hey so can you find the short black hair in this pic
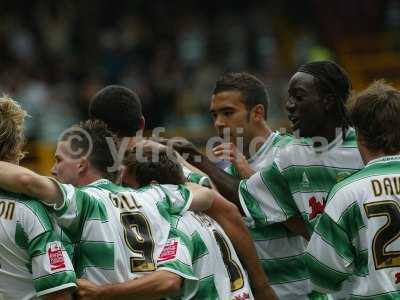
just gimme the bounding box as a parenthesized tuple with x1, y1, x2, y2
(213, 72, 269, 119)
(60, 119, 119, 181)
(123, 148, 185, 187)
(89, 85, 143, 137)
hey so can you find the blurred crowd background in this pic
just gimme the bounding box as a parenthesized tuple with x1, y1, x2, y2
(1, 0, 400, 173)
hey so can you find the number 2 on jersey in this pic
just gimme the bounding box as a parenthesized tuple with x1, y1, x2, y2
(213, 230, 244, 291)
(120, 212, 156, 272)
(364, 200, 400, 269)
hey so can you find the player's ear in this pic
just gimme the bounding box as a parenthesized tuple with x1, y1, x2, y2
(120, 165, 129, 185)
(77, 158, 89, 174)
(139, 116, 145, 131)
(114, 165, 125, 185)
(322, 94, 337, 112)
(250, 104, 265, 122)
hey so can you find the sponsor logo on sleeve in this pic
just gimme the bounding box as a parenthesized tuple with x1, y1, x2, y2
(233, 292, 250, 300)
(395, 272, 400, 284)
(47, 242, 66, 271)
(157, 239, 178, 263)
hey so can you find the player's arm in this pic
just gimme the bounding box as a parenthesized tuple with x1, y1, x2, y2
(185, 159, 309, 239)
(77, 271, 181, 300)
(239, 164, 310, 239)
(191, 154, 244, 208)
(24, 204, 76, 299)
(180, 151, 307, 241)
(174, 140, 308, 239)
(0, 161, 63, 206)
(205, 193, 277, 300)
(78, 228, 196, 300)
(44, 290, 74, 300)
(166, 138, 244, 209)
(186, 182, 216, 211)
(0, 161, 90, 240)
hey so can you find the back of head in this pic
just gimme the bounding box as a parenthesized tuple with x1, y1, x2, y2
(89, 85, 143, 137)
(0, 95, 27, 163)
(60, 119, 118, 181)
(124, 148, 185, 187)
(213, 72, 270, 119)
(349, 80, 400, 154)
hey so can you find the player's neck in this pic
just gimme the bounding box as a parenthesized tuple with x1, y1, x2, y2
(359, 145, 387, 165)
(244, 124, 272, 158)
(320, 120, 344, 144)
(76, 170, 105, 187)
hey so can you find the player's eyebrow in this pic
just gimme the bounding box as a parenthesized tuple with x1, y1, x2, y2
(288, 87, 308, 95)
(209, 105, 236, 114)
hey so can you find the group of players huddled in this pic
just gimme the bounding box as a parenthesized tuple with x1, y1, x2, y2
(0, 60, 400, 300)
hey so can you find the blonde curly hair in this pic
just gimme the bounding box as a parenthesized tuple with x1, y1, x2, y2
(0, 95, 27, 163)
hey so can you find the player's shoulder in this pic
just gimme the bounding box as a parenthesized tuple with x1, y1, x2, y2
(274, 134, 311, 156)
(0, 190, 54, 231)
(270, 135, 309, 171)
(156, 183, 189, 196)
(272, 132, 293, 147)
(174, 212, 196, 233)
(0, 189, 46, 213)
(327, 171, 365, 201)
(330, 158, 400, 199)
(82, 179, 127, 194)
(132, 183, 185, 202)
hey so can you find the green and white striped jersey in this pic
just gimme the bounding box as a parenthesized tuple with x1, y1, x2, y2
(51, 179, 198, 298)
(307, 155, 400, 299)
(171, 211, 254, 300)
(0, 192, 76, 300)
(156, 226, 199, 300)
(226, 132, 310, 299)
(239, 128, 363, 233)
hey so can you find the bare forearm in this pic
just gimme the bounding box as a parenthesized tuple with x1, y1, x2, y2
(186, 182, 214, 211)
(190, 156, 242, 210)
(44, 289, 73, 300)
(98, 271, 181, 300)
(0, 162, 62, 206)
(283, 217, 310, 241)
(0, 162, 36, 195)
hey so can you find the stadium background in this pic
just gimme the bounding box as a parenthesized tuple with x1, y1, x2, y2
(1, 0, 399, 174)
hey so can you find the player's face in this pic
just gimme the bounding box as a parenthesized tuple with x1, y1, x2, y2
(51, 141, 81, 185)
(210, 91, 251, 145)
(286, 72, 325, 138)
